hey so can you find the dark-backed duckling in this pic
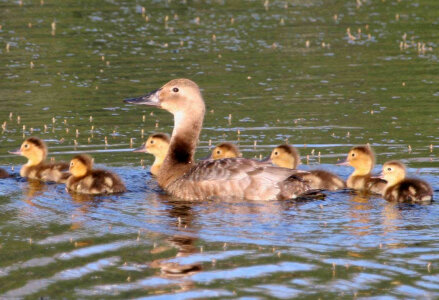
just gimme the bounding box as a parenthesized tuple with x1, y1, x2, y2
(381, 161, 433, 203)
(66, 154, 126, 195)
(9, 137, 69, 183)
(133, 133, 170, 176)
(338, 145, 386, 194)
(270, 145, 345, 191)
(209, 142, 242, 160)
(124, 78, 314, 201)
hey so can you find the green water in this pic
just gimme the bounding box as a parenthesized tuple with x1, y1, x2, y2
(1, 0, 439, 298)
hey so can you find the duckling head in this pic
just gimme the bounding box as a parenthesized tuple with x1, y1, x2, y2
(133, 133, 170, 157)
(270, 145, 300, 169)
(339, 145, 375, 175)
(70, 154, 93, 178)
(9, 137, 47, 166)
(124, 79, 205, 118)
(381, 161, 406, 187)
(210, 142, 241, 160)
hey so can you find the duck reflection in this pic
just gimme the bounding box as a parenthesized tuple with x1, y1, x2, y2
(23, 179, 47, 205)
(346, 194, 372, 237)
(150, 194, 202, 279)
(68, 192, 103, 232)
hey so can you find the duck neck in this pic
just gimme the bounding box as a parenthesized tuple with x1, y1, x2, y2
(158, 108, 205, 188)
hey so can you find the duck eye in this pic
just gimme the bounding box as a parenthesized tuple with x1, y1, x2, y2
(173, 87, 179, 93)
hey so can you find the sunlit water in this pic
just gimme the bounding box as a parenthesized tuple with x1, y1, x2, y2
(1, 0, 439, 298)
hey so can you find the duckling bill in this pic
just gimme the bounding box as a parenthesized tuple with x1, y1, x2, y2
(66, 154, 126, 195)
(133, 133, 170, 176)
(124, 78, 314, 201)
(9, 137, 69, 183)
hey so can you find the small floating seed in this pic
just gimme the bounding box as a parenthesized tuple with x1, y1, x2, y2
(142, 115, 146, 122)
(230, 17, 234, 25)
(17, 116, 21, 124)
(104, 136, 108, 145)
(212, 34, 216, 41)
(6, 43, 10, 52)
(253, 140, 257, 149)
(9, 112, 13, 120)
(208, 139, 212, 146)
(141, 6, 145, 16)
(150, 111, 154, 116)
(155, 122, 159, 128)
(89, 116, 93, 122)
(28, 22, 32, 28)
(430, 144, 433, 152)
(130, 138, 133, 148)
(280, 18, 284, 25)
(87, 137, 91, 143)
(305, 40, 310, 48)
(74, 140, 78, 146)
(30, 127, 33, 133)
(65, 128, 69, 133)
(76, 129, 79, 137)
(30, 61, 34, 69)
(64, 119, 67, 125)
(141, 129, 144, 138)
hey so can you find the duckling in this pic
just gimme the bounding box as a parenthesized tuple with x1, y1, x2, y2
(270, 145, 346, 191)
(9, 137, 69, 183)
(66, 154, 126, 195)
(0, 168, 9, 179)
(208, 142, 242, 160)
(133, 133, 170, 176)
(381, 161, 433, 203)
(338, 145, 386, 194)
(124, 78, 315, 201)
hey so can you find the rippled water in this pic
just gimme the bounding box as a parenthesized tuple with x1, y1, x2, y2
(1, 0, 439, 298)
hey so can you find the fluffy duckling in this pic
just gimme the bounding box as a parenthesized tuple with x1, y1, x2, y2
(124, 78, 314, 201)
(9, 137, 69, 183)
(381, 161, 433, 203)
(133, 133, 170, 176)
(67, 154, 126, 195)
(270, 145, 345, 191)
(338, 145, 386, 194)
(0, 168, 9, 179)
(208, 142, 242, 160)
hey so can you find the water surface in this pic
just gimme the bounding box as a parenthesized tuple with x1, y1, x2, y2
(1, 0, 439, 298)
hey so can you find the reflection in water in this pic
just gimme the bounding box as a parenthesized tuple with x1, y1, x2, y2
(150, 196, 202, 282)
(23, 179, 47, 205)
(347, 194, 372, 237)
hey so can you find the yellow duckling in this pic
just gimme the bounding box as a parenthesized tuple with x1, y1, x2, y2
(133, 133, 170, 176)
(9, 137, 69, 183)
(338, 145, 386, 194)
(0, 168, 9, 179)
(381, 161, 433, 203)
(270, 145, 346, 191)
(66, 154, 126, 195)
(208, 142, 242, 160)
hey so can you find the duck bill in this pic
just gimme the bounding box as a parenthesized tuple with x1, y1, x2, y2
(123, 89, 161, 107)
(199, 153, 212, 161)
(260, 156, 272, 163)
(336, 159, 350, 166)
(9, 148, 22, 155)
(132, 144, 147, 153)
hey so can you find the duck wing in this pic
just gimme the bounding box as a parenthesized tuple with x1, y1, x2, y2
(168, 158, 312, 201)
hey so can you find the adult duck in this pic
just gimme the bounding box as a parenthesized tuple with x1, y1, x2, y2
(124, 79, 313, 201)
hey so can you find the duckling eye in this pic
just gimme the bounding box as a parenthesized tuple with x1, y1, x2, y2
(274, 151, 278, 156)
(216, 150, 221, 154)
(387, 167, 392, 171)
(24, 144, 29, 149)
(351, 153, 355, 157)
(150, 140, 154, 144)
(70, 162, 74, 167)
(172, 87, 179, 93)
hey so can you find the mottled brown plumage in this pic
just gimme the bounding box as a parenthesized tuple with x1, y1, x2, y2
(269, 145, 345, 191)
(382, 161, 433, 203)
(66, 154, 126, 195)
(339, 145, 386, 194)
(124, 78, 314, 200)
(0, 168, 9, 179)
(9, 137, 69, 183)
